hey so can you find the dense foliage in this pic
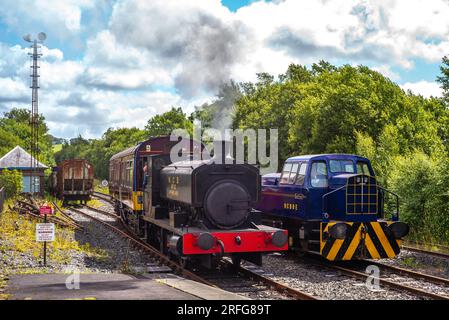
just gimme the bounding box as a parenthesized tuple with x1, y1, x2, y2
(437, 56, 449, 104)
(0, 169, 23, 199)
(0, 108, 54, 166)
(55, 128, 148, 179)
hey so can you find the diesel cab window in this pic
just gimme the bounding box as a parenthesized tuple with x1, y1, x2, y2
(310, 161, 328, 188)
(295, 162, 307, 186)
(280, 163, 293, 184)
(357, 162, 371, 175)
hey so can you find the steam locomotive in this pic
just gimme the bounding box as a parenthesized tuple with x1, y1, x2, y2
(109, 136, 288, 268)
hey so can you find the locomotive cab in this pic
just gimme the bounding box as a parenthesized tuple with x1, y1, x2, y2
(257, 154, 409, 261)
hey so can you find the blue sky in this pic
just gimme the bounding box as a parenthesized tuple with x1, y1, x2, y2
(0, 0, 447, 139)
(222, 0, 255, 11)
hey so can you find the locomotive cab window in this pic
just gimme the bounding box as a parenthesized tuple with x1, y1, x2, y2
(295, 162, 307, 186)
(280, 163, 293, 184)
(310, 161, 328, 188)
(357, 162, 371, 175)
(329, 160, 354, 173)
(288, 163, 299, 184)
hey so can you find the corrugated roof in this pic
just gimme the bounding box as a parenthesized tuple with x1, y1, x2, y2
(0, 146, 48, 169)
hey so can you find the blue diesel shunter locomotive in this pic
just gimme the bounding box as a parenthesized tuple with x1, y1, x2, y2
(257, 154, 409, 261)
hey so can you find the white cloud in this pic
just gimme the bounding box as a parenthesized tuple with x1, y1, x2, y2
(2, 0, 449, 139)
(235, 0, 449, 68)
(0, 0, 94, 36)
(371, 65, 400, 81)
(401, 81, 443, 98)
(0, 77, 29, 102)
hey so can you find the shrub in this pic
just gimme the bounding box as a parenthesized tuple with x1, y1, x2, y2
(0, 169, 23, 199)
(389, 151, 449, 244)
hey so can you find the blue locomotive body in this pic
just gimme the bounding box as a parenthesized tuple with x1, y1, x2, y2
(257, 154, 409, 260)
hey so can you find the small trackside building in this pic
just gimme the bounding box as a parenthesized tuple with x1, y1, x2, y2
(0, 145, 48, 195)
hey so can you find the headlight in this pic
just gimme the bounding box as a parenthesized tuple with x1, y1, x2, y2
(328, 223, 349, 239)
(388, 222, 409, 239)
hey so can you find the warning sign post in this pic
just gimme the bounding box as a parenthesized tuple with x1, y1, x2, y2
(37, 205, 55, 266)
(36, 223, 55, 242)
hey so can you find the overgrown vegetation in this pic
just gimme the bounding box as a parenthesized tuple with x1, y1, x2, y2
(0, 204, 108, 281)
(0, 170, 23, 199)
(0, 209, 81, 264)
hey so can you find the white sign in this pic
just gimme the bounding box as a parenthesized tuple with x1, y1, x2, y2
(36, 223, 55, 242)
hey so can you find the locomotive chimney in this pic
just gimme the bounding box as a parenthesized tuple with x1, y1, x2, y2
(212, 139, 233, 164)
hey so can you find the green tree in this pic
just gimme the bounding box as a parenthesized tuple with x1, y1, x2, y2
(437, 55, 449, 104)
(55, 128, 147, 180)
(389, 152, 449, 243)
(0, 169, 23, 199)
(0, 108, 54, 167)
(145, 107, 192, 136)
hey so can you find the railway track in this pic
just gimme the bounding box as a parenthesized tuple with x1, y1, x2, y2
(67, 205, 214, 286)
(402, 245, 449, 259)
(79, 200, 448, 300)
(71, 204, 318, 300)
(316, 257, 449, 300)
(364, 260, 449, 287)
(92, 191, 114, 205)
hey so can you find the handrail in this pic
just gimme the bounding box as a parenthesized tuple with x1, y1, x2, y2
(377, 185, 400, 221)
(322, 185, 345, 220)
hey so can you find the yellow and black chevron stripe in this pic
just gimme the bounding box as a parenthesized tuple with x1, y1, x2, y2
(320, 222, 401, 261)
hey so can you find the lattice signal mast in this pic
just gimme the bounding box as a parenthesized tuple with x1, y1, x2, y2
(23, 32, 46, 194)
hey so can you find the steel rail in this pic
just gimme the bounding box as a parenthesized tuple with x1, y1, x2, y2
(403, 246, 449, 259)
(69, 206, 216, 287)
(92, 192, 114, 204)
(327, 263, 449, 300)
(303, 252, 449, 300)
(84, 204, 119, 218)
(234, 263, 319, 300)
(361, 259, 449, 287)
